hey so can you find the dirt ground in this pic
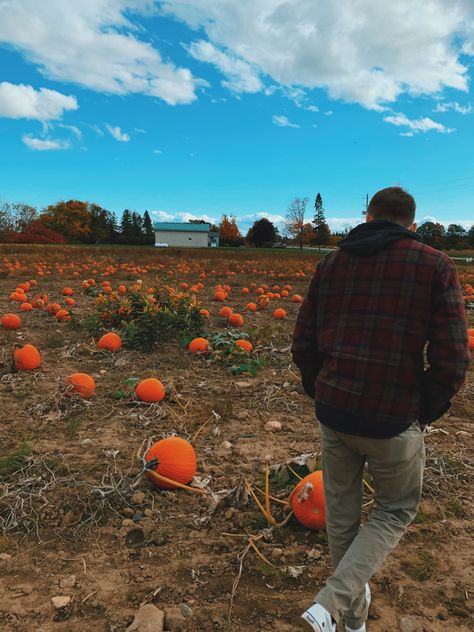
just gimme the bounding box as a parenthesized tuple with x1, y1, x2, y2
(0, 246, 473, 632)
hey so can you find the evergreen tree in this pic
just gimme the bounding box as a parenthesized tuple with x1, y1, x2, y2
(105, 212, 119, 243)
(312, 193, 330, 250)
(131, 212, 144, 244)
(143, 210, 155, 245)
(120, 209, 133, 244)
(467, 224, 474, 249)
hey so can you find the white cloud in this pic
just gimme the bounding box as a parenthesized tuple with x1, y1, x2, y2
(106, 124, 130, 142)
(0, 82, 77, 121)
(186, 40, 262, 93)
(57, 123, 82, 139)
(0, 1, 203, 105)
(272, 114, 300, 128)
(151, 210, 216, 224)
(384, 113, 455, 134)
(161, 0, 473, 110)
(153, 148, 163, 154)
(22, 135, 70, 151)
(434, 101, 472, 114)
(418, 217, 473, 230)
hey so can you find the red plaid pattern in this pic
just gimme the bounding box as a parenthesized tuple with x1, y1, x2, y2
(292, 240, 471, 425)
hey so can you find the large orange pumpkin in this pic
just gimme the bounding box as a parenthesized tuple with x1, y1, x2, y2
(274, 308, 287, 319)
(67, 373, 96, 399)
(135, 378, 166, 403)
(98, 332, 122, 352)
(292, 294, 303, 303)
(13, 344, 41, 371)
(228, 313, 244, 327)
(290, 471, 326, 529)
(218, 306, 233, 318)
(189, 337, 209, 353)
(235, 339, 252, 353)
(145, 437, 197, 490)
(1, 313, 21, 330)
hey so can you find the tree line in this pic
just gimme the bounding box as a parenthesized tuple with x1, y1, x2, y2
(0, 200, 155, 245)
(0, 196, 473, 250)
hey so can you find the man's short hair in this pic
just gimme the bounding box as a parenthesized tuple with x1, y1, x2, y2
(367, 187, 416, 227)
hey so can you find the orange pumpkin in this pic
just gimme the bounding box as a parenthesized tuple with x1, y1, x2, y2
(469, 335, 474, 351)
(228, 313, 244, 327)
(219, 306, 233, 318)
(1, 313, 21, 330)
(98, 332, 122, 352)
(246, 303, 257, 312)
(189, 337, 209, 353)
(274, 308, 287, 319)
(67, 373, 95, 399)
(292, 294, 303, 303)
(290, 471, 326, 529)
(145, 437, 197, 490)
(20, 302, 33, 312)
(214, 290, 227, 302)
(135, 378, 166, 403)
(199, 308, 210, 318)
(235, 339, 252, 353)
(56, 309, 71, 322)
(62, 287, 74, 296)
(13, 344, 41, 371)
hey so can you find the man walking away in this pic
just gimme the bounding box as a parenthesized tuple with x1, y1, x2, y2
(291, 187, 471, 632)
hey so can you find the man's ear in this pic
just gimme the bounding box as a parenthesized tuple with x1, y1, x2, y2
(410, 222, 417, 232)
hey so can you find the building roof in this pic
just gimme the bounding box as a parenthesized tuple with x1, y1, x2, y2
(154, 222, 210, 233)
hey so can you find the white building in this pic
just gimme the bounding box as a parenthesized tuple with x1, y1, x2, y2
(154, 222, 219, 248)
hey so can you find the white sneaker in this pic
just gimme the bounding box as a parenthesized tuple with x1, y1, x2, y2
(344, 584, 371, 632)
(302, 603, 336, 631)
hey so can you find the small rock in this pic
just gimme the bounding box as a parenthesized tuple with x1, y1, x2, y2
(144, 509, 153, 518)
(235, 381, 252, 388)
(59, 575, 76, 589)
(131, 491, 146, 505)
(0, 553, 12, 561)
(122, 518, 135, 528)
(133, 511, 144, 522)
(80, 438, 93, 448)
(265, 420, 282, 432)
(51, 596, 71, 610)
(451, 606, 470, 618)
(126, 604, 165, 632)
(307, 548, 321, 560)
(271, 548, 283, 560)
(221, 440, 232, 450)
(16, 583, 34, 595)
(164, 607, 187, 631)
(437, 608, 449, 621)
(282, 381, 291, 389)
(62, 512, 75, 526)
(179, 603, 193, 618)
(398, 616, 422, 632)
(234, 410, 248, 420)
(122, 507, 135, 518)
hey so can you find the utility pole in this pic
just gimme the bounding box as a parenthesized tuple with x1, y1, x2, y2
(362, 193, 369, 222)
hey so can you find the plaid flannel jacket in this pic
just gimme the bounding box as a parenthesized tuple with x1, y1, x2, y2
(291, 240, 471, 426)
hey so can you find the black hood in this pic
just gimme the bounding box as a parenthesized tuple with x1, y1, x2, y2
(338, 219, 423, 257)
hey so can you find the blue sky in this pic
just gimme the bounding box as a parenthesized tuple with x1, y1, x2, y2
(1, 1, 473, 235)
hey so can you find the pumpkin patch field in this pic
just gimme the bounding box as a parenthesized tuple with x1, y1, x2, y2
(0, 244, 473, 632)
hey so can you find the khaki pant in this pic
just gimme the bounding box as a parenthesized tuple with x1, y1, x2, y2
(315, 422, 426, 629)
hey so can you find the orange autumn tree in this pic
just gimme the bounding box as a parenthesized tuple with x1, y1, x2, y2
(40, 200, 92, 243)
(218, 214, 243, 246)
